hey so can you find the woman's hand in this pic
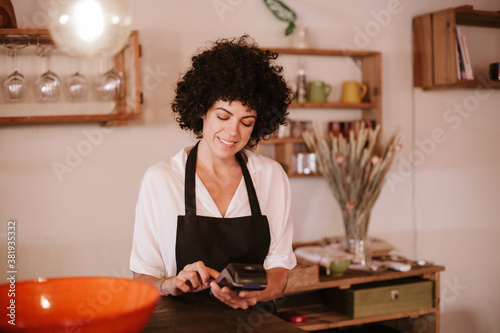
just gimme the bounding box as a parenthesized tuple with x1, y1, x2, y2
(161, 261, 219, 296)
(209, 267, 288, 309)
(209, 282, 259, 309)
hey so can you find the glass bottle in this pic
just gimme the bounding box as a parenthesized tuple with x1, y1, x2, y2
(296, 60, 307, 103)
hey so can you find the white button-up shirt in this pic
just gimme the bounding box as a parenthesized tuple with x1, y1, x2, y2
(130, 146, 297, 278)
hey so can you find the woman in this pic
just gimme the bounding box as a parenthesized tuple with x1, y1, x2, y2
(130, 35, 296, 311)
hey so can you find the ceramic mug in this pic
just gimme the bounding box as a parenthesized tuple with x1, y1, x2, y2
(341, 81, 367, 103)
(308, 81, 332, 103)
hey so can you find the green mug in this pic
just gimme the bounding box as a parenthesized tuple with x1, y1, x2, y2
(308, 81, 332, 103)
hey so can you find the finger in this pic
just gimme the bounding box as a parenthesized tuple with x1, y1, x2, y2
(177, 271, 197, 290)
(206, 267, 220, 280)
(181, 271, 202, 290)
(238, 290, 259, 298)
(236, 291, 258, 306)
(210, 282, 230, 298)
(227, 296, 249, 309)
(210, 283, 232, 303)
(184, 261, 212, 285)
(210, 281, 224, 297)
(242, 297, 257, 306)
(210, 283, 250, 309)
(194, 261, 211, 283)
(171, 278, 192, 295)
(216, 293, 248, 309)
(229, 300, 249, 309)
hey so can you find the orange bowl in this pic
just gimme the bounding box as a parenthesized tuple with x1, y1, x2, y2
(0, 276, 160, 333)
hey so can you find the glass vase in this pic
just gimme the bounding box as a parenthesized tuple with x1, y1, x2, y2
(342, 209, 371, 266)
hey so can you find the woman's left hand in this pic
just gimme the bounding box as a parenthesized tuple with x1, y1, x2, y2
(209, 282, 259, 309)
(209, 267, 288, 309)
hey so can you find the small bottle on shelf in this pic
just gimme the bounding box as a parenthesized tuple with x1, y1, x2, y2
(296, 60, 307, 103)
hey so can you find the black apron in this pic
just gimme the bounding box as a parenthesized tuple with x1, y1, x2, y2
(175, 142, 276, 313)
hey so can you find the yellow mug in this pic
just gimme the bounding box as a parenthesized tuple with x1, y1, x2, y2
(341, 81, 367, 103)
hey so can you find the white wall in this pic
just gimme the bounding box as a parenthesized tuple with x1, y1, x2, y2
(1, 1, 499, 332)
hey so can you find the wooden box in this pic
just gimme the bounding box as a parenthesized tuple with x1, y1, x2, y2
(326, 278, 433, 319)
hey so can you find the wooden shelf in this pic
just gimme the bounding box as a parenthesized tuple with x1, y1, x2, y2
(278, 265, 444, 332)
(257, 136, 318, 178)
(257, 47, 382, 178)
(285, 265, 445, 293)
(413, 5, 500, 89)
(289, 101, 376, 109)
(278, 303, 438, 331)
(421, 79, 500, 91)
(287, 172, 318, 178)
(266, 47, 380, 57)
(455, 5, 500, 28)
(263, 137, 305, 144)
(266, 47, 382, 120)
(0, 113, 139, 126)
(0, 29, 142, 126)
(0, 28, 53, 44)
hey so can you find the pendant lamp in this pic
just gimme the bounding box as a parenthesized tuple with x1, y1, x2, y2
(48, 0, 132, 59)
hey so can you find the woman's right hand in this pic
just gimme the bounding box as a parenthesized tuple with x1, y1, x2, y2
(161, 261, 219, 296)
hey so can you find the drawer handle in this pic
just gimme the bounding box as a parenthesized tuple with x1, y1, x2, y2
(390, 289, 400, 301)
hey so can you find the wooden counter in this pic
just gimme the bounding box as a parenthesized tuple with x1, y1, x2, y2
(142, 291, 304, 332)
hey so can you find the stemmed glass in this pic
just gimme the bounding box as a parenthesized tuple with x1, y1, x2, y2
(95, 58, 124, 101)
(2, 38, 29, 103)
(66, 58, 88, 101)
(34, 45, 62, 103)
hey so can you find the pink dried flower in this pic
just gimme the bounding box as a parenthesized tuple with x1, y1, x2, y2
(346, 201, 356, 211)
(336, 154, 344, 164)
(371, 155, 380, 165)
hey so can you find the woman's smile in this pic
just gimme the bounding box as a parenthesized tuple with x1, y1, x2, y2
(217, 136, 238, 148)
(201, 99, 257, 160)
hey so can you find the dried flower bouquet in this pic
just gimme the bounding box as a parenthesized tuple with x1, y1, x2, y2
(303, 122, 402, 262)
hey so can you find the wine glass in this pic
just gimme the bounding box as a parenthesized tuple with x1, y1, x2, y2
(34, 45, 62, 103)
(66, 58, 88, 101)
(95, 58, 124, 101)
(2, 41, 29, 103)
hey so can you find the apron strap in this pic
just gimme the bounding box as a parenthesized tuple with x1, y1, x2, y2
(236, 152, 262, 216)
(184, 141, 262, 217)
(184, 141, 199, 218)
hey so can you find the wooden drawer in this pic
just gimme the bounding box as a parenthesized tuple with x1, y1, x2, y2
(326, 278, 433, 319)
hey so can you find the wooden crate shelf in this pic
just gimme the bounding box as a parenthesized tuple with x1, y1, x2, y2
(278, 265, 445, 332)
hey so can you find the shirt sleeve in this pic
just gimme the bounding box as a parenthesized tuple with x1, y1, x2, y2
(130, 167, 166, 279)
(259, 158, 297, 270)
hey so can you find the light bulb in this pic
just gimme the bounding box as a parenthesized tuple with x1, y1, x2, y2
(49, 0, 132, 59)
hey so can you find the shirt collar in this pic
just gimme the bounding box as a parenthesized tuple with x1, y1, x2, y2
(171, 146, 264, 176)
(243, 149, 264, 176)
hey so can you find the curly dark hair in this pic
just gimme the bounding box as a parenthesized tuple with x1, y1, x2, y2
(172, 35, 293, 148)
